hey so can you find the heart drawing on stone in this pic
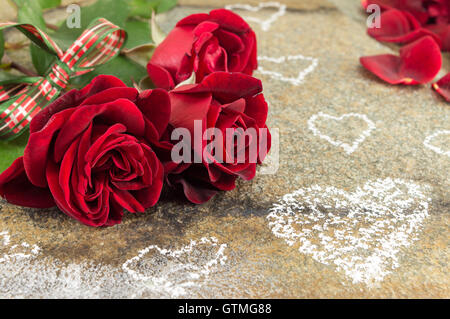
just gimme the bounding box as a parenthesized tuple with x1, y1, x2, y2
(257, 55, 318, 86)
(0, 230, 40, 263)
(267, 178, 431, 285)
(423, 130, 450, 158)
(308, 112, 376, 154)
(225, 2, 286, 31)
(122, 237, 227, 297)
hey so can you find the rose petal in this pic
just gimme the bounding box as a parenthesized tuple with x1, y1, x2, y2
(54, 99, 146, 162)
(173, 72, 262, 103)
(136, 89, 171, 139)
(0, 157, 55, 208)
(360, 36, 442, 84)
(24, 108, 75, 187)
(368, 9, 441, 46)
(432, 72, 450, 101)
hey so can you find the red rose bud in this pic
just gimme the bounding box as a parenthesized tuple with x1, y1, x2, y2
(161, 72, 270, 204)
(368, 9, 442, 46)
(0, 75, 170, 227)
(432, 72, 450, 101)
(360, 36, 442, 85)
(147, 9, 258, 90)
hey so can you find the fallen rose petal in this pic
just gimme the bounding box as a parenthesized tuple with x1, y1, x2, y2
(368, 9, 442, 46)
(360, 36, 442, 85)
(432, 72, 450, 101)
(361, 0, 429, 24)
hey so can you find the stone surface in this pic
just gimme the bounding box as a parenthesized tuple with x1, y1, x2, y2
(0, 0, 449, 298)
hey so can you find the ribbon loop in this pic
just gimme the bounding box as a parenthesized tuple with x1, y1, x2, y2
(0, 18, 127, 140)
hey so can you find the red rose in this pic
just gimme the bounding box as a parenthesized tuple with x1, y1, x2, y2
(0, 75, 170, 227)
(147, 9, 258, 90)
(160, 72, 270, 204)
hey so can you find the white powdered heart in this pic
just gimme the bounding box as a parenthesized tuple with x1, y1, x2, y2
(225, 2, 286, 31)
(423, 130, 450, 158)
(122, 237, 227, 297)
(308, 112, 376, 154)
(257, 55, 318, 86)
(267, 178, 431, 285)
(0, 230, 40, 263)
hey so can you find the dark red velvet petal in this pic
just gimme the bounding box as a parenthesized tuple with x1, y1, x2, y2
(24, 108, 75, 187)
(173, 72, 262, 103)
(80, 87, 138, 106)
(367, 9, 441, 46)
(133, 146, 164, 208)
(177, 177, 218, 204)
(169, 90, 212, 138)
(147, 62, 176, 91)
(148, 26, 195, 84)
(432, 72, 450, 101)
(244, 93, 268, 128)
(208, 9, 250, 33)
(360, 36, 442, 85)
(0, 157, 55, 208)
(54, 99, 146, 162)
(176, 13, 210, 27)
(136, 89, 171, 139)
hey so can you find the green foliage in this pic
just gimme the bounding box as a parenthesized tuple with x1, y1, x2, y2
(0, 32, 4, 61)
(124, 19, 152, 49)
(38, 0, 61, 10)
(70, 55, 147, 88)
(129, 0, 177, 18)
(0, 131, 28, 172)
(12, 0, 47, 31)
(53, 0, 130, 50)
(30, 44, 55, 75)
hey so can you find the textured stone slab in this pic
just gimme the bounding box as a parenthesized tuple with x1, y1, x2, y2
(0, 1, 449, 298)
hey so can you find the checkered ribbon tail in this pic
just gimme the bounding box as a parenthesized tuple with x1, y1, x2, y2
(0, 18, 127, 140)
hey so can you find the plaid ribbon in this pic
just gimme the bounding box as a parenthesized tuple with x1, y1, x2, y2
(0, 18, 127, 140)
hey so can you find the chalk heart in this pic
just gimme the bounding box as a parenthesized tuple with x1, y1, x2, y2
(308, 112, 376, 154)
(0, 231, 40, 263)
(225, 2, 286, 31)
(257, 55, 318, 86)
(122, 237, 227, 297)
(423, 130, 450, 158)
(267, 178, 431, 285)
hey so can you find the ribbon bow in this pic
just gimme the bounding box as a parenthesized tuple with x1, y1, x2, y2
(0, 18, 127, 140)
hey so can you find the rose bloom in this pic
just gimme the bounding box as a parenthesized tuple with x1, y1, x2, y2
(0, 75, 170, 227)
(147, 9, 258, 90)
(159, 72, 270, 204)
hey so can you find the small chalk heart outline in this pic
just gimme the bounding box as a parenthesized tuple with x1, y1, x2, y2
(225, 2, 286, 31)
(423, 130, 450, 158)
(122, 237, 227, 297)
(308, 112, 376, 155)
(257, 55, 318, 86)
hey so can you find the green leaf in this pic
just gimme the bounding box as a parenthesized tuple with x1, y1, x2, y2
(38, 0, 61, 10)
(155, 0, 177, 13)
(53, 0, 130, 50)
(124, 19, 152, 49)
(30, 43, 55, 75)
(0, 32, 4, 61)
(0, 131, 29, 173)
(129, 0, 177, 18)
(70, 55, 147, 87)
(12, 0, 47, 31)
